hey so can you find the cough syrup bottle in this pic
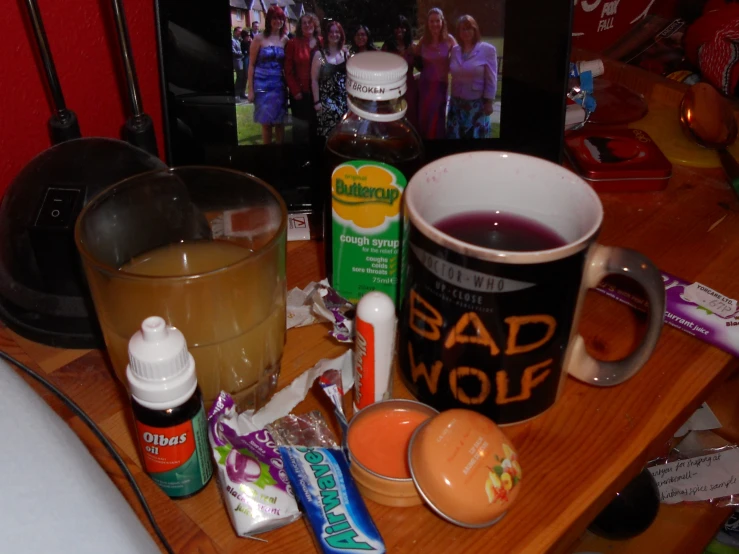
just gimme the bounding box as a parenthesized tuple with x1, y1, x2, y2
(127, 316, 213, 498)
(324, 51, 423, 306)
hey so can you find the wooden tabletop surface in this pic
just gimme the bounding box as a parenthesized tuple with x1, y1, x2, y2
(3, 57, 739, 553)
(2, 160, 739, 553)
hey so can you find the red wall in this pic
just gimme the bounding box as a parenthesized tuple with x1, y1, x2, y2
(0, 0, 164, 198)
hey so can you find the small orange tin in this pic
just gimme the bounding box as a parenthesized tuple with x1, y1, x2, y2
(409, 409, 522, 528)
(347, 399, 437, 507)
(347, 402, 522, 527)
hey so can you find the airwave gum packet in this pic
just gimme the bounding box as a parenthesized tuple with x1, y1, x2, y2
(597, 271, 739, 357)
(268, 412, 385, 554)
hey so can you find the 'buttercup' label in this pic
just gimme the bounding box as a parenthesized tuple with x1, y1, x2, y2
(331, 160, 405, 304)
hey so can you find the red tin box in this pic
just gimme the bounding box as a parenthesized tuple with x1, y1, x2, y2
(564, 127, 672, 192)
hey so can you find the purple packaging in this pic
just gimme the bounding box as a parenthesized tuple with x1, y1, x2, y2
(207, 392, 301, 536)
(597, 271, 739, 357)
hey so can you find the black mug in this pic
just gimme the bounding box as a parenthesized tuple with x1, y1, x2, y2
(398, 152, 665, 425)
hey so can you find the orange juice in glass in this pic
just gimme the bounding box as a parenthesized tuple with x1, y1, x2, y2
(75, 167, 286, 409)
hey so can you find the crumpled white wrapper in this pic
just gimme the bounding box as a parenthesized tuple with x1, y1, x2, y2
(286, 281, 323, 329)
(285, 279, 355, 342)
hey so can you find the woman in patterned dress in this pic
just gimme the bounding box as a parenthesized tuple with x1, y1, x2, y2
(310, 21, 348, 139)
(416, 7, 456, 139)
(247, 6, 289, 144)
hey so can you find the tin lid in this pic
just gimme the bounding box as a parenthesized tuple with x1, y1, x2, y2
(565, 127, 672, 183)
(407, 409, 522, 528)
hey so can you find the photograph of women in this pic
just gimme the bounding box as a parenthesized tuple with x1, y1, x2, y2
(230, 0, 505, 146)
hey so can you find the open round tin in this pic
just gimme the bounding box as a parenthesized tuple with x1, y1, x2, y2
(347, 400, 523, 527)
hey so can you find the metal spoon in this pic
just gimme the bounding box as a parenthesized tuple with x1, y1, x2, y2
(680, 82, 739, 196)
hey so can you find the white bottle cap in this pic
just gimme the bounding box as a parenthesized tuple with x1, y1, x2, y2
(346, 51, 407, 101)
(126, 316, 197, 410)
(578, 59, 604, 78)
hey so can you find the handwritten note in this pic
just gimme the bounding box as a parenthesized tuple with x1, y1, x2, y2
(681, 282, 738, 319)
(648, 449, 739, 504)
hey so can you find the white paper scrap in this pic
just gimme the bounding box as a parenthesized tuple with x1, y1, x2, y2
(287, 213, 311, 241)
(285, 279, 355, 342)
(674, 402, 722, 438)
(286, 281, 324, 329)
(681, 282, 738, 319)
(648, 448, 739, 504)
(246, 350, 353, 430)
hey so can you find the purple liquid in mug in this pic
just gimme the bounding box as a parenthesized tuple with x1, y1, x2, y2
(434, 211, 567, 251)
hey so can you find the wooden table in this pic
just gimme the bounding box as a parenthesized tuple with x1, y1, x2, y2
(1, 164, 738, 553)
(3, 64, 739, 553)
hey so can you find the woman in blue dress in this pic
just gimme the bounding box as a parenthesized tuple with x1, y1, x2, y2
(247, 6, 289, 144)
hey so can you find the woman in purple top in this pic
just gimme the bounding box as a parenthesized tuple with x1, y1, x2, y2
(416, 7, 456, 139)
(447, 15, 497, 139)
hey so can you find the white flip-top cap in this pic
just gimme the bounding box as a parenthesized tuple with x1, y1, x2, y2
(578, 59, 604, 78)
(346, 51, 408, 101)
(126, 316, 197, 410)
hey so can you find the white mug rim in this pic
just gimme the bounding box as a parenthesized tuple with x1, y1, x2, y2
(405, 152, 604, 265)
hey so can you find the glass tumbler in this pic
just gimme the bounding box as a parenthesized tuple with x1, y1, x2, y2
(75, 167, 287, 409)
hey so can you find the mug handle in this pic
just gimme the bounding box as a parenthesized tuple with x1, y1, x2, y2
(565, 245, 666, 386)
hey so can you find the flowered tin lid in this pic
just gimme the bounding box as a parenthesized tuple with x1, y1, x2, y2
(408, 409, 522, 528)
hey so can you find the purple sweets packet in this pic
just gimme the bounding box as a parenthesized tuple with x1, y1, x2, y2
(597, 271, 739, 357)
(312, 283, 355, 343)
(207, 392, 301, 537)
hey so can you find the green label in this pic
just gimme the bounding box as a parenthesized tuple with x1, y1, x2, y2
(144, 407, 213, 498)
(331, 160, 405, 304)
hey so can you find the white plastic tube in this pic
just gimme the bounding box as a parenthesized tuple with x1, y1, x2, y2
(353, 291, 397, 412)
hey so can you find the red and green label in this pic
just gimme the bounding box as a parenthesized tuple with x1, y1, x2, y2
(135, 407, 212, 498)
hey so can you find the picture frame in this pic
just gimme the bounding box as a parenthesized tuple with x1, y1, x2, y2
(154, 0, 573, 212)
